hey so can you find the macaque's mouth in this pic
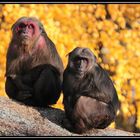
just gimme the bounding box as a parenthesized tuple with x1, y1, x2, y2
(19, 32, 31, 37)
(21, 35, 31, 40)
(22, 34, 30, 37)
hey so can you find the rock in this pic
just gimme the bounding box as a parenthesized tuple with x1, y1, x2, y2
(0, 96, 139, 136)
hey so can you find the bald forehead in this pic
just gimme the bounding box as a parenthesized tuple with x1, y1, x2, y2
(18, 18, 38, 24)
(70, 47, 94, 58)
(12, 17, 39, 31)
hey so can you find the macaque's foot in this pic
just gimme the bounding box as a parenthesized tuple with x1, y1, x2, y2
(62, 117, 74, 131)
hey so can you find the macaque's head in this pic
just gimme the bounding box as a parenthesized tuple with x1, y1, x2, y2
(12, 17, 44, 46)
(67, 47, 97, 74)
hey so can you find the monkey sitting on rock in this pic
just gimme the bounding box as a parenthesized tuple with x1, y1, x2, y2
(5, 17, 64, 107)
(62, 47, 120, 133)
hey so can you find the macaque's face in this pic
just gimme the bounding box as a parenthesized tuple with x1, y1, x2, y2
(12, 18, 41, 45)
(68, 47, 96, 74)
(72, 56, 88, 73)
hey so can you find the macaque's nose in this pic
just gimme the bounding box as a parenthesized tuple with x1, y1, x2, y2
(22, 27, 28, 34)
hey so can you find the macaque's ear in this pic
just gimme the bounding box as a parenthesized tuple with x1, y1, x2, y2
(37, 21, 45, 34)
(11, 23, 15, 30)
(66, 51, 72, 57)
(11, 21, 18, 31)
(38, 23, 44, 31)
(94, 55, 100, 64)
(94, 55, 97, 63)
(66, 53, 69, 57)
(66, 53, 70, 57)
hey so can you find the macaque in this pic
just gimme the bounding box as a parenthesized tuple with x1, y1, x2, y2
(5, 17, 64, 107)
(62, 47, 120, 133)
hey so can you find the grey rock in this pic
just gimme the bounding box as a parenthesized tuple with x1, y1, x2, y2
(0, 96, 139, 136)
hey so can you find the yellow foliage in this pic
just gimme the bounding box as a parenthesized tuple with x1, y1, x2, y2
(0, 4, 140, 132)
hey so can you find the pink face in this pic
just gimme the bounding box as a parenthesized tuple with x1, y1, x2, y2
(14, 19, 40, 40)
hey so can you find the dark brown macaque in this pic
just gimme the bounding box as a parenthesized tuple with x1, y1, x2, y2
(5, 17, 64, 107)
(62, 47, 120, 133)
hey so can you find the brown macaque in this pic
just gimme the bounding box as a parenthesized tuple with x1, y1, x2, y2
(62, 47, 120, 133)
(5, 17, 64, 107)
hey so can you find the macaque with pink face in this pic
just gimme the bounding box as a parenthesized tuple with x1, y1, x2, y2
(5, 17, 64, 107)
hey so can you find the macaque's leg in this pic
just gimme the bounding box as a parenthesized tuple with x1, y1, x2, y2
(33, 66, 61, 107)
(5, 78, 18, 99)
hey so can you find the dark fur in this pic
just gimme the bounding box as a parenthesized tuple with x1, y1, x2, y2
(62, 47, 120, 133)
(5, 17, 64, 107)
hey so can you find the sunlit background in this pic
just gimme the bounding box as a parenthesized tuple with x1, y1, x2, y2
(0, 4, 140, 133)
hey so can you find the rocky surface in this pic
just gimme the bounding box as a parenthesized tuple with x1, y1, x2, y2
(0, 96, 139, 136)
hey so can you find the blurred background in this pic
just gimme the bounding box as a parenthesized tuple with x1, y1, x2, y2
(0, 4, 140, 133)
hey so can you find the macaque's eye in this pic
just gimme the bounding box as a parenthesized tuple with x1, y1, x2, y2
(15, 23, 26, 33)
(73, 58, 81, 66)
(74, 57, 87, 63)
(19, 23, 26, 29)
(28, 24, 34, 29)
(73, 57, 88, 69)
